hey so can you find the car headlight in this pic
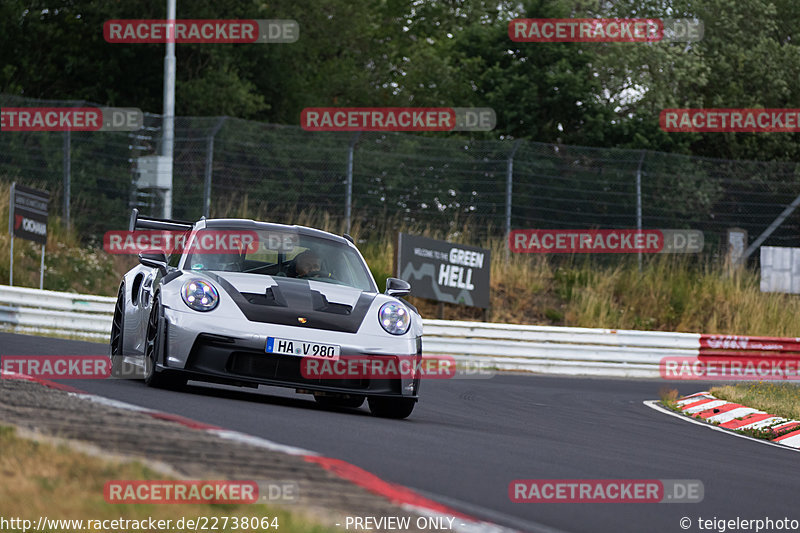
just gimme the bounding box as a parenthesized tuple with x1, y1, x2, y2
(378, 302, 411, 335)
(181, 279, 219, 312)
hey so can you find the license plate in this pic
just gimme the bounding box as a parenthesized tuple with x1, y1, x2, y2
(266, 337, 340, 360)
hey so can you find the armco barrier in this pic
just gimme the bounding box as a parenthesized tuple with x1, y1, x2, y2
(0, 285, 115, 340)
(422, 319, 699, 377)
(0, 284, 796, 378)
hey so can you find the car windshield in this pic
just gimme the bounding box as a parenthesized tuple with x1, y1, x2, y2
(182, 228, 375, 292)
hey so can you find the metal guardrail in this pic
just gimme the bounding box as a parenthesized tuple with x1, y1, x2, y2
(0, 285, 114, 340)
(0, 284, 791, 378)
(422, 319, 700, 377)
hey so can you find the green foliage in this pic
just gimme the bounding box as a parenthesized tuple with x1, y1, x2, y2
(3, 0, 800, 254)
(594, 0, 800, 159)
(3, 0, 800, 161)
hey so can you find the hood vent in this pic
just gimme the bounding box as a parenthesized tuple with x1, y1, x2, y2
(310, 291, 352, 315)
(242, 286, 353, 315)
(207, 273, 373, 333)
(243, 287, 288, 307)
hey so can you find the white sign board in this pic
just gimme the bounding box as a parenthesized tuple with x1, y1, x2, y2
(760, 246, 800, 293)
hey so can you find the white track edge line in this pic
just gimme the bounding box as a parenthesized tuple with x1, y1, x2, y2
(5, 370, 511, 531)
(643, 400, 800, 453)
(75, 391, 513, 530)
(402, 504, 520, 533)
(69, 391, 318, 456)
(401, 491, 570, 533)
(72, 391, 509, 531)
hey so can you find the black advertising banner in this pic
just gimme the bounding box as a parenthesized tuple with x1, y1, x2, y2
(396, 233, 491, 309)
(9, 183, 49, 245)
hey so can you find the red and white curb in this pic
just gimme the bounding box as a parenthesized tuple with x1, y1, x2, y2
(671, 391, 800, 449)
(0, 370, 516, 533)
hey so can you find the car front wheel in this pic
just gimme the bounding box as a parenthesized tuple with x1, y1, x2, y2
(143, 297, 185, 389)
(110, 284, 125, 376)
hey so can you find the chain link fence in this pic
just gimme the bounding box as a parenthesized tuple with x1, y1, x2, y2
(2, 93, 800, 259)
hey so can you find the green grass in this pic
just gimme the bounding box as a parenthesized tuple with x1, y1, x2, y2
(0, 425, 338, 532)
(711, 383, 800, 422)
(661, 385, 800, 441)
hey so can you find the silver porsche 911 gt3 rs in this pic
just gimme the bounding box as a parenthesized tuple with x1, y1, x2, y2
(110, 209, 422, 419)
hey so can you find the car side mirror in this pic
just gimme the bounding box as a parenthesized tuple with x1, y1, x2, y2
(139, 251, 169, 276)
(385, 277, 411, 298)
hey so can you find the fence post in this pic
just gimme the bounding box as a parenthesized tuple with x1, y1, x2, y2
(8, 182, 14, 287)
(160, 0, 176, 219)
(505, 140, 523, 258)
(203, 117, 227, 218)
(636, 150, 646, 271)
(63, 130, 71, 228)
(345, 132, 361, 234)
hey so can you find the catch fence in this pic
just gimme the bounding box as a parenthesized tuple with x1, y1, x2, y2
(2, 93, 799, 259)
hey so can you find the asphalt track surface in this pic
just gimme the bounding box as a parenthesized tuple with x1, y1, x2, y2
(2, 332, 798, 533)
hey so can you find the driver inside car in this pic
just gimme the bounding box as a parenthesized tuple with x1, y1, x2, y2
(291, 249, 325, 278)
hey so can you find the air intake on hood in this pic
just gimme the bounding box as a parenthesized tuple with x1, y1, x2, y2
(242, 287, 288, 307)
(208, 274, 374, 333)
(310, 291, 352, 315)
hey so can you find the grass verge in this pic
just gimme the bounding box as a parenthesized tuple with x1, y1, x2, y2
(660, 385, 800, 441)
(710, 383, 800, 422)
(0, 425, 336, 532)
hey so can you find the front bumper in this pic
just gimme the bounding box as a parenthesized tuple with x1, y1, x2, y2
(157, 305, 421, 398)
(178, 333, 420, 398)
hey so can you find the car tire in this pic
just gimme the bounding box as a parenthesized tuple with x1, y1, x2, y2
(110, 284, 126, 377)
(314, 394, 365, 409)
(367, 397, 416, 419)
(143, 296, 185, 389)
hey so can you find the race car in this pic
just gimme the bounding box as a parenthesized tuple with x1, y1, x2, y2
(110, 209, 422, 418)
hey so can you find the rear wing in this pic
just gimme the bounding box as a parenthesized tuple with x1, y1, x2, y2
(128, 208, 195, 232)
